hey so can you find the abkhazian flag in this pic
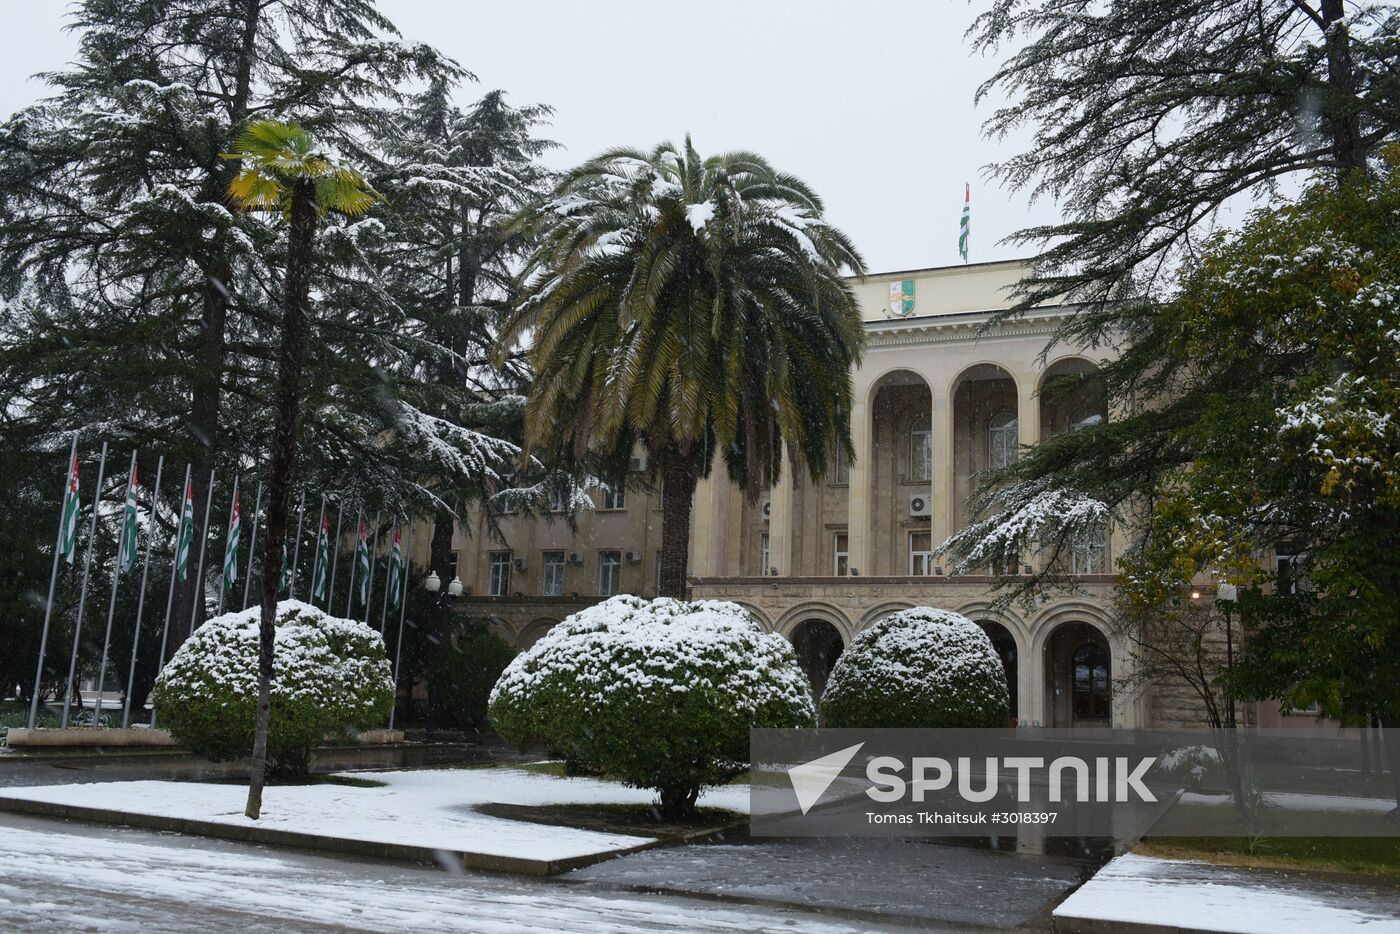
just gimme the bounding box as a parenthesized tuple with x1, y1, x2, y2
(312, 516, 330, 602)
(175, 477, 195, 581)
(117, 463, 140, 574)
(387, 525, 402, 610)
(958, 183, 970, 263)
(355, 520, 371, 606)
(60, 453, 80, 563)
(222, 490, 240, 591)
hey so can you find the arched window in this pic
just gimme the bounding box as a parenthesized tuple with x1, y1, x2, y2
(1072, 643, 1111, 721)
(908, 415, 932, 481)
(988, 411, 1018, 470)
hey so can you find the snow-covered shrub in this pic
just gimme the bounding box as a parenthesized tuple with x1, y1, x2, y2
(488, 595, 815, 816)
(152, 600, 393, 778)
(1160, 744, 1222, 791)
(821, 607, 1009, 728)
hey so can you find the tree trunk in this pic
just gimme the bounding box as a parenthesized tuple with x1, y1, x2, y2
(658, 784, 700, 820)
(424, 506, 456, 736)
(174, 0, 262, 647)
(246, 179, 318, 820)
(657, 450, 697, 600)
(1320, 0, 1369, 173)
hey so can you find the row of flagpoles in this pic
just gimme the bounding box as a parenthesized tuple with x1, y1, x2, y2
(29, 436, 416, 732)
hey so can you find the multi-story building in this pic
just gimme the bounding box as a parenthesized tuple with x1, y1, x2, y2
(419, 258, 1149, 728)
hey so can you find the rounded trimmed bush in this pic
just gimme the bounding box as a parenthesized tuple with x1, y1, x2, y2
(488, 595, 815, 817)
(152, 600, 394, 778)
(820, 607, 1009, 728)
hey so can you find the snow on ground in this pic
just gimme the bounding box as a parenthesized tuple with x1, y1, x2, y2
(0, 814, 912, 933)
(1179, 791, 1398, 814)
(1054, 853, 1400, 933)
(0, 766, 750, 863)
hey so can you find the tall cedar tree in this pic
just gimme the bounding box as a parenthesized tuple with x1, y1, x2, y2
(0, 3, 536, 695)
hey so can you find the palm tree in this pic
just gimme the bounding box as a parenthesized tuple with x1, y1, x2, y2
(223, 120, 381, 819)
(502, 137, 865, 598)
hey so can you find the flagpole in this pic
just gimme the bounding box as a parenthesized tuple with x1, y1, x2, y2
(288, 492, 307, 599)
(379, 518, 396, 635)
(28, 433, 79, 730)
(310, 494, 326, 603)
(241, 480, 262, 610)
(61, 441, 108, 729)
(151, 464, 192, 729)
(346, 507, 363, 615)
(389, 522, 414, 730)
(328, 502, 344, 614)
(217, 476, 239, 615)
(122, 455, 163, 728)
(364, 510, 381, 626)
(92, 450, 138, 729)
(186, 468, 217, 634)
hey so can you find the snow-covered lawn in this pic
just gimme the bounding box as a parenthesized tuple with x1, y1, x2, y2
(1054, 853, 1400, 933)
(0, 766, 750, 864)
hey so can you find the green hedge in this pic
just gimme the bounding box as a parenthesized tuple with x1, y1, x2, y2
(152, 600, 393, 778)
(488, 595, 815, 817)
(821, 607, 1009, 728)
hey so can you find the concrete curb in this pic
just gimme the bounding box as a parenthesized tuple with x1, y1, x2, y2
(5, 727, 178, 748)
(0, 794, 667, 877)
(1053, 915, 1217, 934)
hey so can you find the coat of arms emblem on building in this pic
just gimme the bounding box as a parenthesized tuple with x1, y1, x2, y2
(888, 279, 914, 317)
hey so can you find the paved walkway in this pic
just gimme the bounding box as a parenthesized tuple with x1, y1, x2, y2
(0, 813, 936, 933)
(1054, 852, 1400, 933)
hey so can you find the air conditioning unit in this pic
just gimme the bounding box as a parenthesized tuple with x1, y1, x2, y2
(625, 550, 642, 563)
(568, 551, 585, 566)
(760, 496, 771, 522)
(629, 454, 648, 472)
(908, 494, 932, 518)
(513, 557, 528, 572)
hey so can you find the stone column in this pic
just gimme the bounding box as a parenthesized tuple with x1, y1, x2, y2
(931, 381, 954, 553)
(690, 466, 722, 577)
(769, 452, 795, 575)
(846, 397, 873, 576)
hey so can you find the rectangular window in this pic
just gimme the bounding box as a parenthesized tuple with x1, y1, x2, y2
(831, 446, 849, 485)
(598, 550, 622, 596)
(909, 419, 932, 482)
(602, 484, 626, 510)
(488, 551, 511, 596)
(909, 530, 933, 576)
(547, 487, 567, 513)
(758, 533, 770, 576)
(542, 551, 565, 597)
(833, 533, 849, 577)
(1071, 523, 1107, 575)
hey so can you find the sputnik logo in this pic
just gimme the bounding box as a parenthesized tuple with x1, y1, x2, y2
(787, 742, 864, 815)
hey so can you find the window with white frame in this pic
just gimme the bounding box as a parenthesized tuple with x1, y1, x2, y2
(909, 530, 933, 576)
(758, 533, 770, 576)
(598, 550, 622, 596)
(908, 415, 932, 481)
(542, 550, 565, 596)
(988, 411, 1018, 470)
(831, 445, 849, 484)
(1071, 523, 1107, 575)
(547, 486, 567, 513)
(488, 551, 512, 596)
(833, 532, 849, 576)
(602, 483, 626, 510)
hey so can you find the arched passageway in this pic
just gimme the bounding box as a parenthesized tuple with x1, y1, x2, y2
(976, 620, 1019, 725)
(790, 619, 845, 700)
(1045, 622, 1111, 727)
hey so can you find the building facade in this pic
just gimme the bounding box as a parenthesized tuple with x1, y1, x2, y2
(422, 259, 1153, 728)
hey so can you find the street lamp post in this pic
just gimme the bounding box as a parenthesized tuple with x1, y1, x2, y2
(1217, 582, 1239, 729)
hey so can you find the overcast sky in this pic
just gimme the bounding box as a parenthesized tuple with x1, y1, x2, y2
(0, 1, 1060, 274)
